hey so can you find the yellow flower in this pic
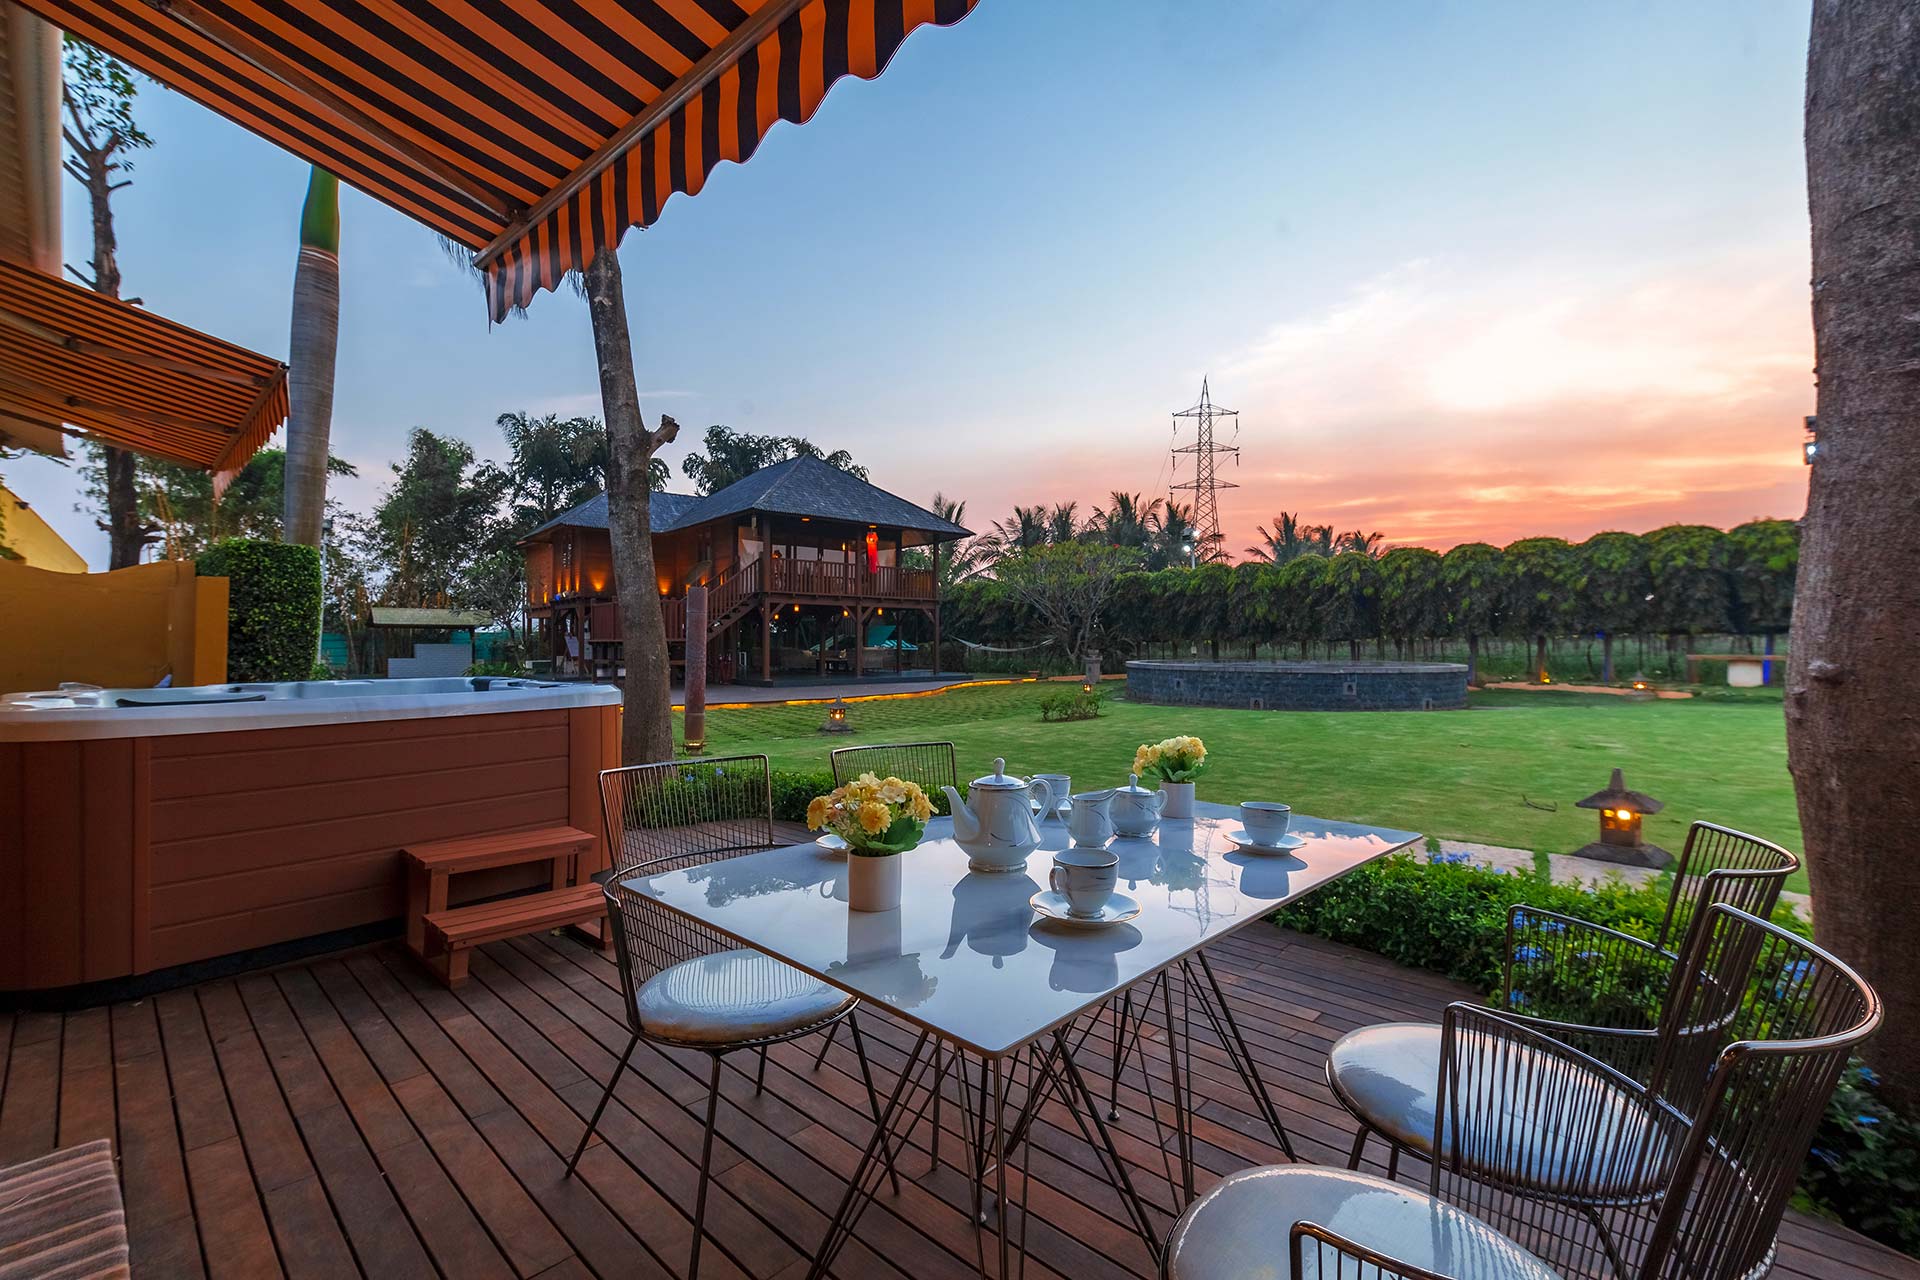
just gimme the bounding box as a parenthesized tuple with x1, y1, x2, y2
(878, 777, 907, 804)
(908, 789, 933, 822)
(806, 795, 831, 830)
(857, 800, 891, 834)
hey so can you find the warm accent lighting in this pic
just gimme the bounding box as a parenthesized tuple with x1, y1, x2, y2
(821, 697, 852, 734)
(1575, 769, 1669, 868)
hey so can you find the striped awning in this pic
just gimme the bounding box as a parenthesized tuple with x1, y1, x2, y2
(0, 255, 290, 487)
(22, 0, 977, 322)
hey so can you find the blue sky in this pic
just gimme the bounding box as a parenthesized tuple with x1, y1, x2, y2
(9, 1, 1816, 566)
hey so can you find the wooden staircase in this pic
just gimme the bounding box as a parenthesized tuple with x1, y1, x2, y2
(404, 824, 603, 986)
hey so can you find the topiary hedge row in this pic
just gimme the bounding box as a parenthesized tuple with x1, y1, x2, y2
(196, 538, 322, 682)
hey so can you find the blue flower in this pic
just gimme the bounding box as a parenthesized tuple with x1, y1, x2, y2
(1812, 1147, 1837, 1166)
(1856, 1115, 1881, 1127)
(1508, 991, 1529, 1007)
(1514, 945, 1545, 964)
(715, 766, 726, 776)
(1432, 850, 1470, 865)
(1513, 910, 1533, 928)
(1540, 920, 1566, 935)
(1576, 950, 1603, 962)
(1859, 1066, 1882, 1087)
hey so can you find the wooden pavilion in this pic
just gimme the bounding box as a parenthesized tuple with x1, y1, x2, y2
(520, 454, 968, 684)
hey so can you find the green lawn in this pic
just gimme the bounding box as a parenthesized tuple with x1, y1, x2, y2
(679, 681, 1805, 890)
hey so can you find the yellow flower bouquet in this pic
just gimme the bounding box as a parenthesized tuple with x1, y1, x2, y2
(807, 772, 933, 856)
(1134, 735, 1208, 784)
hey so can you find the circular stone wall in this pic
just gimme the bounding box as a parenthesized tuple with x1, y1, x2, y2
(1126, 660, 1469, 711)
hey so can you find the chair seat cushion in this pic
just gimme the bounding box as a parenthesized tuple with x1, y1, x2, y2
(637, 949, 854, 1045)
(1329, 1022, 1671, 1199)
(1165, 1166, 1558, 1280)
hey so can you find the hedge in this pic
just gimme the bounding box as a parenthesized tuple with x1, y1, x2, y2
(197, 538, 322, 682)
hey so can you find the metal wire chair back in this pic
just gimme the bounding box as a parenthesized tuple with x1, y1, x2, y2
(1431, 906, 1880, 1280)
(830, 741, 959, 808)
(1290, 1221, 1452, 1279)
(1654, 822, 1798, 955)
(596, 755, 779, 1037)
(1636, 906, 1880, 1280)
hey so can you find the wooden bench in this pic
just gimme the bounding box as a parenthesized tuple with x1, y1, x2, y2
(422, 882, 609, 986)
(404, 824, 595, 958)
(0, 1138, 129, 1279)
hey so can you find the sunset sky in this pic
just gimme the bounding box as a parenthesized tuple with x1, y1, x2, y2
(7, 1, 1816, 566)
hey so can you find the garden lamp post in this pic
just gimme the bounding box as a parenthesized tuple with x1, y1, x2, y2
(1572, 768, 1671, 868)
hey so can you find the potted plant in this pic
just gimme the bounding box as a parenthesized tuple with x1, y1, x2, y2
(1133, 736, 1208, 819)
(807, 772, 933, 911)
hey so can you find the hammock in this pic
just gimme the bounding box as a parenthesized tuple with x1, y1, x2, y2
(950, 636, 1055, 654)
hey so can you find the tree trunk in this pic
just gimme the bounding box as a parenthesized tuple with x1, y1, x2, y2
(73, 138, 150, 568)
(1466, 634, 1479, 686)
(284, 170, 340, 547)
(1791, 0, 1920, 1110)
(1534, 634, 1548, 682)
(583, 250, 679, 765)
(1601, 632, 1614, 683)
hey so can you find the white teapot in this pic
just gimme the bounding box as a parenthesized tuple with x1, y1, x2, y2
(943, 759, 1056, 873)
(1110, 773, 1166, 838)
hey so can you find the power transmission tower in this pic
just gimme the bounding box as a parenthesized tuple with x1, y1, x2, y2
(1170, 377, 1239, 563)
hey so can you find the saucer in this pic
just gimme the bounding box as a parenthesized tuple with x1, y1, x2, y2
(815, 832, 849, 855)
(1030, 890, 1141, 928)
(1030, 798, 1072, 819)
(1227, 829, 1305, 855)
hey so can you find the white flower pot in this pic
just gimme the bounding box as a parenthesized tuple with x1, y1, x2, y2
(848, 852, 903, 912)
(1160, 781, 1195, 819)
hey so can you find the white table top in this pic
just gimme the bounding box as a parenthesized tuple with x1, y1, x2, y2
(623, 802, 1420, 1056)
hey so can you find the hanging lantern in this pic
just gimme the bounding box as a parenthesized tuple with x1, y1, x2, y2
(864, 530, 879, 573)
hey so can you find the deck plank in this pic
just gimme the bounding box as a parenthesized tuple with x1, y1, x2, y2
(0, 924, 1912, 1280)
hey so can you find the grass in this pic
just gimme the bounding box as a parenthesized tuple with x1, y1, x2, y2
(678, 679, 1806, 891)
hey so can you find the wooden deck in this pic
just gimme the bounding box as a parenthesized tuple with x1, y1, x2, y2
(1, 925, 1912, 1280)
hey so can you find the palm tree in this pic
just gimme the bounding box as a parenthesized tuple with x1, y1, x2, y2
(1046, 501, 1081, 545)
(284, 168, 340, 547)
(1090, 491, 1159, 551)
(1335, 529, 1386, 559)
(1150, 500, 1197, 569)
(989, 505, 1049, 559)
(1246, 513, 1336, 564)
(928, 491, 987, 589)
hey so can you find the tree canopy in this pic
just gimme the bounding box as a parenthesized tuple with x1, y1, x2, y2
(678, 425, 865, 495)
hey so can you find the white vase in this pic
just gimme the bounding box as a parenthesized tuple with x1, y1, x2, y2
(1160, 781, 1195, 819)
(848, 852, 903, 912)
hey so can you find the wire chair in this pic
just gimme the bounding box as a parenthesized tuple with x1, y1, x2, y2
(571, 755, 900, 1280)
(1290, 1221, 1453, 1279)
(1160, 1167, 1559, 1280)
(830, 740, 959, 810)
(1498, 821, 1799, 1080)
(1337, 823, 1800, 1176)
(1428, 905, 1880, 1280)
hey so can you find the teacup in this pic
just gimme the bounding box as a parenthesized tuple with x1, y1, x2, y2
(1239, 801, 1292, 847)
(1032, 774, 1072, 818)
(1049, 847, 1119, 918)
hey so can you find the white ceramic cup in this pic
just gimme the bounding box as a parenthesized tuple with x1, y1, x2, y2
(1049, 847, 1119, 918)
(1239, 801, 1292, 846)
(1032, 774, 1071, 818)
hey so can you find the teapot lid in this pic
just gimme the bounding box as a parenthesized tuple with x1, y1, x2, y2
(1115, 772, 1155, 796)
(969, 757, 1030, 790)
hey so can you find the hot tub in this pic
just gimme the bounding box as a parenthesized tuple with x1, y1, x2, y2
(1, 677, 621, 995)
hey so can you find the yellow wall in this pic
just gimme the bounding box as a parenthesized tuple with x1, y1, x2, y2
(1, 484, 87, 573)
(0, 558, 228, 692)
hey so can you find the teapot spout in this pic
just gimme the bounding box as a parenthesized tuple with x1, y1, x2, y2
(942, 786, 978, 842)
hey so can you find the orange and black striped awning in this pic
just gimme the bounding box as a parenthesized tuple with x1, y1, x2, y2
(20, 0, 978, 321)
(0, 256, 290, 485)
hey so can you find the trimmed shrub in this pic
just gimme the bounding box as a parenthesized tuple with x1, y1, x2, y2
(196, 538, 322, 682)
(1802, 1063, 1920, 1256)
(1038, 688, 1105, 722)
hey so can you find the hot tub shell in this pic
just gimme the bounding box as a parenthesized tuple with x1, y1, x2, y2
(1, 678, 621, 994)
(1126, 660, 1469, 712)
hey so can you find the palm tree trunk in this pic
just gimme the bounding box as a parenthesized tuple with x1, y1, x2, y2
(284, 170, 340, 547)
(1790, 0, 1920, 1110)
(583, 250, 678, 764)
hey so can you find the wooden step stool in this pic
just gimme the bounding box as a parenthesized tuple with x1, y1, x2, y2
(423, 883, 609, 986)
(405, 825, 599, 985)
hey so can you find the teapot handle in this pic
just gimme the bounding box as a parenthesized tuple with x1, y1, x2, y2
(1152, 787, 1167, 813)
(1030, 777, 1055, 818)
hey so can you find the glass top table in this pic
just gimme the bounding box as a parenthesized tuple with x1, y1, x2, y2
(621, 802, 1420, 1056)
